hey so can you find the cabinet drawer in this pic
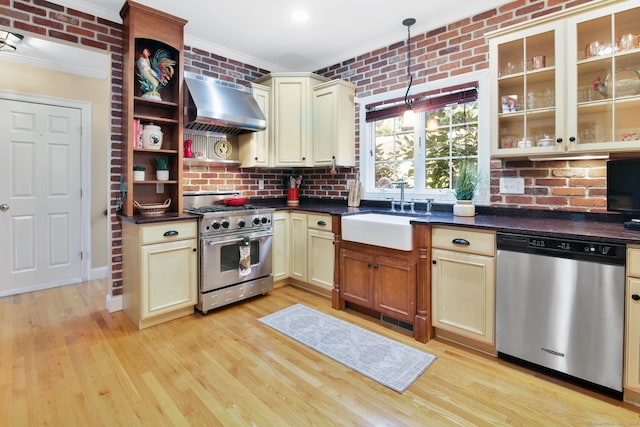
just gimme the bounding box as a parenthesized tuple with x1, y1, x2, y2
(307, 213, 332, 232)
(628, 247, 640, 278)
(140, 220, 197, 245)
(432, 226, 495, 257)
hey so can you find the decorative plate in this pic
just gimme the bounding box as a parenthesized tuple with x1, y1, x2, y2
(214, 139, 233, 159)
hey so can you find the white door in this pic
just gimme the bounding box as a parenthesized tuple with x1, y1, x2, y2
(0, 99, 83, 296)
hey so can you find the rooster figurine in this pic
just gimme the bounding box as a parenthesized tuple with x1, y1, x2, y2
(136, 48, 176, 101)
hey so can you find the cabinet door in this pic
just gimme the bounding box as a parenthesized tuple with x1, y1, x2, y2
(567, 3, 640, 154)
(339, 248, 374, 307)
(307, 228, 334, 289)
(272, 211, 290, 281)
(431, 248, 495, 344)
(141, 238, 197, 318)
(313, 81, 355, 167)
(373, 255, 416, 323)
(490, 20, 565, 158)
(273, 77, 312, 166)
(626, 277, 640, 389)
(290, 212, 308, 281)
(239, 83, 270, 167)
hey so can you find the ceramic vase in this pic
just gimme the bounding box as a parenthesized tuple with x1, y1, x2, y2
(133, 170, 145, 181)
(453, 200, 475, 216)
(156, 170, 169, 181)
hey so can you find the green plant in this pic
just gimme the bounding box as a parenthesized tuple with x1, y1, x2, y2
(133, 165, 145, 171)
(154, 156, 169, 170)
(454, 161, 478, 201)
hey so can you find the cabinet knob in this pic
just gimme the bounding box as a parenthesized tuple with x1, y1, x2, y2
(556, 138, 563, 143)
(432, 259, 437, 265)
(632, 294, 640, 301)
(373, 264, 379, 269)
(367, 263, 372, 268)
(569, 136, 576, 142)
(254, 156, 258, 161)
(193, 248, 197, 252)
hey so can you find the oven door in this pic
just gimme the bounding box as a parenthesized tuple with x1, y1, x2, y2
(200, 230, 272, 293)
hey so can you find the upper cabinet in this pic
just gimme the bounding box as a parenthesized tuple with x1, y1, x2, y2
(312, 80, 356, 168)
(238, 82, 271, 168)
(245, 72, 356, 168)
(120, 1, 187, 216)
(489, 0, 640, 159)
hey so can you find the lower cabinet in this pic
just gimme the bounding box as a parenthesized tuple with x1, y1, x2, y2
(339, 244, 417, 324)
(272, 210, 335, 297)
(431, 226, 496, 352)
(122, 219, 198, 329)
(625, 246, 640, 404)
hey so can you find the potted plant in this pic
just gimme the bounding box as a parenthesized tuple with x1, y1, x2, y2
(133, 165, 146, 182)
(154, 156, 169, 181)
(453, 161, 479, 217)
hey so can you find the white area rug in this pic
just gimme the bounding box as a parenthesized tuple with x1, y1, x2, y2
(258, 304, 437, 393)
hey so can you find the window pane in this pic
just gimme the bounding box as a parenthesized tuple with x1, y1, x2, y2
(374, 117, 415, 187)
(426, 159, 451, 189)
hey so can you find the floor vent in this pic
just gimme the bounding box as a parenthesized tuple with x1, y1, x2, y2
(380, 314, 413, 333)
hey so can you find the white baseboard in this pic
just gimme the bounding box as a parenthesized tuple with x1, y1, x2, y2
(106, 293, 123, 312)
(91, 266, 108, 280)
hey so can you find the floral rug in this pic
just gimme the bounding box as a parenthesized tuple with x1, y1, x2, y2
(258, 304, 437, 393)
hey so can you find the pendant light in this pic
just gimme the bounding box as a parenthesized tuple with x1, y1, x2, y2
(402, 18, 416, 127)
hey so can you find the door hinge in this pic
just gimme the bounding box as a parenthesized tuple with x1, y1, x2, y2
(79, 251, 83, 260)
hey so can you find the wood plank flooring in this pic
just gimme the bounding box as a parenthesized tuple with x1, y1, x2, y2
(1, 280, 639, 426)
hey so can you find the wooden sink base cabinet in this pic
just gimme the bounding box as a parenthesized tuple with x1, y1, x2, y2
(333, 222, 433, 343)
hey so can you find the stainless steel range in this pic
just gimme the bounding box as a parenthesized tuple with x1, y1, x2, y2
(183, 192, 274, 314)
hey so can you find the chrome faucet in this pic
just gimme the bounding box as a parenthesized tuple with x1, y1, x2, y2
(390, 180, 414, 213)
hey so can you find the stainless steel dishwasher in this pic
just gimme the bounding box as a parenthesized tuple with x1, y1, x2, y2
(496, 232, 626, 396)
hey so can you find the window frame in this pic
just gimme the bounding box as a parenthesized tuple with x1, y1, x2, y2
(359, 70, 490, 205)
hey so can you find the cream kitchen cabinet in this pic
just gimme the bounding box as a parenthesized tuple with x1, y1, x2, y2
(489, 0, 640, 159)
(272, 210, 335, 297)
(272, 211, 290, 282)
(625, 245, 640, 405)
(290, 211, 308, 281)
(255, 73, 328, 167)
(122, 219, 198, 329)
(238, 82, 270, 167)
(312, 79, 356, 167)
(431, 226, 496, 353)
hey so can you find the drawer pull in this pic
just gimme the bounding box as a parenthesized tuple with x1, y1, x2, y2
(452, 238, 470, 246)
(163, 230, 179, 237)
(317, 220, 327, 227)
(633, 294, 640, 301)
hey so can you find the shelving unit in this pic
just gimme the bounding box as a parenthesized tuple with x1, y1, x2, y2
(120, 0, 187, 216)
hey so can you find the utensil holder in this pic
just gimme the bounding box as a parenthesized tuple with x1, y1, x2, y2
(287, 188, 299, 206)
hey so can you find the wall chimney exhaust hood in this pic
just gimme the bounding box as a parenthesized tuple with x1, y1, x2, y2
(184, 71, 267, 135)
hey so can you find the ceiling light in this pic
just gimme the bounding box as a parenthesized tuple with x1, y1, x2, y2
(290, 10, 310, 22)
(0, 30, 24, 52)
(402, 18, 416, 127)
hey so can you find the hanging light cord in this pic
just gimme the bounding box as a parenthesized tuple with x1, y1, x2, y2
(403, 18, 416, 109)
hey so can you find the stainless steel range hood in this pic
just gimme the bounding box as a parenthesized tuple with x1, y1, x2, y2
(184, 71, 267, 135)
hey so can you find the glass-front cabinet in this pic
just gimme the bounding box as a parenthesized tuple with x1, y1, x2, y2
(490, 0, 640, 158)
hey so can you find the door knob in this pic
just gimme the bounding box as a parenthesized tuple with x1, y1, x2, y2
(0, 204, 9, 212)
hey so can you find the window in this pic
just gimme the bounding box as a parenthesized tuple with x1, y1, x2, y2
(360, 72, 490, 204)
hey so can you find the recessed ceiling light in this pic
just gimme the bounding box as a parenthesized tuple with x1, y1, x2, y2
(290, 10, 310, 22)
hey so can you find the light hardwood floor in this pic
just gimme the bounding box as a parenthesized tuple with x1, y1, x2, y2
(1, 280, 639, 426)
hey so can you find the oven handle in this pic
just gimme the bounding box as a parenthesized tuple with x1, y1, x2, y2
(204, 232, 273, 246)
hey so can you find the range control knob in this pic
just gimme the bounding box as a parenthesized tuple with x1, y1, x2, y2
(261, 216, 268, 224)
(221, 219, 230, 229)
(237, 219, 245, 228)
(212, 221, 221, 230)
(253, 217, 261, 226)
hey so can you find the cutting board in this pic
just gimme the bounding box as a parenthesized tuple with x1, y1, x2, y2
(348, 179, 362, 207)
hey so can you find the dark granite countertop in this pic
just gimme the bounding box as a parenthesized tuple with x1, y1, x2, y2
(252, 198, 640, 245)
(118, 212, 200, 224)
